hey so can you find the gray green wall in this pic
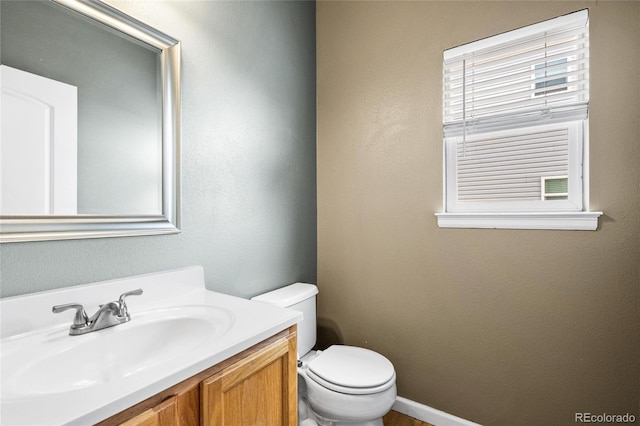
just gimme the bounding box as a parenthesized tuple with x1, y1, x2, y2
(0, 0, 316, 298)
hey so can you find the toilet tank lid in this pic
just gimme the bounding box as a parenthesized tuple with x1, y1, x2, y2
(251, 283, 318, 308)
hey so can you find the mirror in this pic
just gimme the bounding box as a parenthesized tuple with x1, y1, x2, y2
(0, 0, 181, 242)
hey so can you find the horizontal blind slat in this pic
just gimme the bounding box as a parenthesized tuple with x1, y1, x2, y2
(443, 96, 589, 123)
(444, 10, 588, 59)
(461, 129, 567, 147)
(443, 12, 589, 130)
(443, 103, 588, 137)
(445, 80, 589, 113)
(444, 25, 588, 68)
(455, 90, 588, 120)
(445, 61, 588, 103)
(445, 44, 588, 86)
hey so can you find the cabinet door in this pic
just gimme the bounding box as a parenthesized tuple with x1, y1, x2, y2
(119, 386, 199, 426)
(120, 396, 177, 426)
(201, 336, 297, 426)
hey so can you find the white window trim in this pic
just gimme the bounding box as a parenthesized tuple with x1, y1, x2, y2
(436, 10, 602, 231)
(435, 211, 601, 231)
(436, 122, 602, 230)
(444, 121, 584, 213)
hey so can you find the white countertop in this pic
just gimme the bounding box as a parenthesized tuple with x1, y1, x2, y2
(0, 266, 302, 425)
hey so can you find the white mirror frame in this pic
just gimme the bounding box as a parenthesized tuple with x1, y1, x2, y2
(0, 0, 181, 243)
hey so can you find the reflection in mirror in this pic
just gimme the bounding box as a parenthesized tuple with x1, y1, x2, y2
(1, 0, 161, 216)
(0, 0, 181, 242)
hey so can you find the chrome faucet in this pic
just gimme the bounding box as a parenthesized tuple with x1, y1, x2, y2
(52, 289, 143, 336)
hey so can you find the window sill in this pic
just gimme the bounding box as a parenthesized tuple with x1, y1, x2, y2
(435, 211, 603, 230)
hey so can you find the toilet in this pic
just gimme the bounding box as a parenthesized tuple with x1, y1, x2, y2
(252, 283, 397, 426)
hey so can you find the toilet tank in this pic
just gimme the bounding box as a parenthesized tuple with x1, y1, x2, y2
(251, 283, 318, 358)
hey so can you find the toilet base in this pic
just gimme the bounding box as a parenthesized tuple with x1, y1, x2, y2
(302, 409, 383, 426)
(300, 399, 383, 426)
(298, 371, 390, 426)
(307, 416, 383, 426)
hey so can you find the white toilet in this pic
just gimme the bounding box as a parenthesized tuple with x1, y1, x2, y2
(252, 283, 397, 426)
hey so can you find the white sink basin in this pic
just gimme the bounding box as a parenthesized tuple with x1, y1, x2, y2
(0, 266, 301, 426)
(1, 305, 234, 400)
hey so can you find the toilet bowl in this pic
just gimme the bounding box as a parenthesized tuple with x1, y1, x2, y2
(299, 346, 396, 425)
(252, 283, 397, 426)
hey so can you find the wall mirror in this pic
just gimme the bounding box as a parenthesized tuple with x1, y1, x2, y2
(0, 0, 181, 243)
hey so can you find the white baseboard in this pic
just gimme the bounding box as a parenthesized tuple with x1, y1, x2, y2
(392, 396, 481, 426)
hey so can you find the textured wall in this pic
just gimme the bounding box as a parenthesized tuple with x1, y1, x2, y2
(0, 0, 316, 298)
(317, 1, 639, 425)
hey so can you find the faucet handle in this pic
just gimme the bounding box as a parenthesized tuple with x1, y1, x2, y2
(52, 303, 89, 327)
(117, 289, 143, 317)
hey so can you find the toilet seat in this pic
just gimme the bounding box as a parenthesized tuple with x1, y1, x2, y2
(305, 345, 396, 395)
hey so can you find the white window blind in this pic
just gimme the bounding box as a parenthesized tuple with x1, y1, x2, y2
(443, 9, 589, 138)
(440, 10, 591, 220)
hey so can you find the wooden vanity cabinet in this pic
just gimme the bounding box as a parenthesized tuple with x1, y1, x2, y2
(201, 333, 297, 425)
(119, 386, 199, 426)
(99, 326, 297, 426)
(119, 388, 196, 426)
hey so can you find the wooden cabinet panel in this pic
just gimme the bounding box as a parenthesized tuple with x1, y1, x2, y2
(120, 395, 177, 426)
(120, 386, 198, 426)
(201, 334, 297, 426)
(120, 409, 157, 426)
(121, 386, 200, 426)
(176, 384, 200, 425)
(100, 326, 297, 426)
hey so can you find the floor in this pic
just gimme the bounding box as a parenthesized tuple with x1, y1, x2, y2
(383, 410, 435, 426)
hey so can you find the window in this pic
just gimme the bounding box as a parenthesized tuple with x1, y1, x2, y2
(542, 176, 568, 200)
(436, 10, 602, 230)
(533, 58, 569, 96)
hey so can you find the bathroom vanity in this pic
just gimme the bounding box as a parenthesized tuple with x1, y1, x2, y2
(0, 267, 301, 425)
(108, 326, 297, 425)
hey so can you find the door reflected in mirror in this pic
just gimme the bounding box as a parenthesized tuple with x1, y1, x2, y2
(1, 0, 162, 216)
(0, 0, 181, 242)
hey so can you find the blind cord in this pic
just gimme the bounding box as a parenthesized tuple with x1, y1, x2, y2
(462, 58, 466, 157)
